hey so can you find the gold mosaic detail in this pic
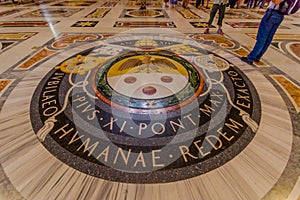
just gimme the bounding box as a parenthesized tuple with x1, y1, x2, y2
(0, 80, 12, 94)
(85, 8, 111, 18)
(273, 75, 300, 112)
(246, 33, 300, 41)
(176, 7, 201, 19)
(0, 33, 36, 39)
(192, 34, 235, 48)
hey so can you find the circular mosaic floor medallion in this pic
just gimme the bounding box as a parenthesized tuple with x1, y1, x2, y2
(30, 34, 261, 183)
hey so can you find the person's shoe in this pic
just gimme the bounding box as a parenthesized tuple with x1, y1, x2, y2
(217, 28, 224, 35)
(241, 56, 253, 65)
(139, 6, 146, 10)
(204, 28, 209, 34)
(254, 59, 260, 62)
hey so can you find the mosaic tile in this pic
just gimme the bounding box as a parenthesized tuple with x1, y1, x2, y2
(17, 8, 83, 18)
(113, 21, 176, 27)
(51, 1, 97, 6)
(100, 1, 118, 7)
(17, 48, 56, 70)
(0, 41, 15, 52)
(190, 21, 215, 28)
(85, 8, 111, 18)
(176, 7, 201, 19)
(202, 9, 261, 19)
(0, 32, 37, 54)
(0, 79, 13, 96)
(191, 34, 236, 48)
(273, 75, 300, 112)
(0, 21, 59, 27)
(247, 33, 300, 41)
(71, 21, 99, 27)
(0, 8, 26, 17)
(119, 9, 169, 18)
(126, 0, 162, 7)
(226, 22, 289, 29)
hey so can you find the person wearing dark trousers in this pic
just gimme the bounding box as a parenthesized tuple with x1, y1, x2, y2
(196, 0, 205, 8)
(204, 0, 228, 35)
(241, 0, 284, 65)
(228, 0, 237, 8)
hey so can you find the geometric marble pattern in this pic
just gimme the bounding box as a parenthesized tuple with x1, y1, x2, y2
(202, 9, 261, 19)
(0, 32, 37, 54)
(0, 21, 59, 27)
(113, 21, 176, 27)
(51, 0, 97, 6)
(226, 22, 290, 29)
(119, 9, 169, 18)
(100, 1, 118, 7)
(0, 8, 26, 17)
(71, 21, 99, 27)
(85, 8, 111, 18)
(17, 8, 83, 18)
(190, 21, 216, 28)
(176, 7, 201, 19)
(0, 79, 13, 96)
(272, 75, 300, 113)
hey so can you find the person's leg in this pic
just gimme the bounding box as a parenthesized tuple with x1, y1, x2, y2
(204, 4, 219, 33)
(255, 12, 284, 60)
(217, 4, 226, 26)
(201, 0, 205, 6)
(208, 4, 219, 25)
(216, 4, 226, 34)
(196, 0, 201, 8)
(247, 11, 283, 62)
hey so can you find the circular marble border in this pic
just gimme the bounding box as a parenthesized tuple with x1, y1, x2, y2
(0, 33, 293, 200)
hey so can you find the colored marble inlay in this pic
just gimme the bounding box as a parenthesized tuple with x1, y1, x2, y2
(202, 9, 260, 19)
(51, 34, 101, 49)
(289, 42, 300, 60)
(0, 33, 36, 39)
(176, 7, 201, 19)
(51, 1, 97, 6)
(31, 33, 261, 184)
(17, 8, 83, 18)
(0, 80, 12, 95)
(0, 21, 59, 27)
(17, 48, 56, 69)
(0, 9, 26, 17)
(247, 33, 300, 41)
(100, 1, 118, 7)
(114, 21, 176, 27)
(190, 22, 215, 28)
(120, 9, 169, 18)
(71, 21, 98, 27)
(192, 34, 235, 48)
(226, 22, 289, 29)
(273, 75, 300, 112)
(85, 8, 111, 18)
(126, 0, 162, 7)
(0, 33, 37, 54)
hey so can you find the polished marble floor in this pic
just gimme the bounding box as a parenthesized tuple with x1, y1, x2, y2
(0, 0, 300, 200)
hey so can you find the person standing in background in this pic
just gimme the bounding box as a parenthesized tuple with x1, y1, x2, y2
(196, 0, 205, 8)
(139, 0, 146, 10)
(204, 0, 228, 34)
(241, 0, 284, 65)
